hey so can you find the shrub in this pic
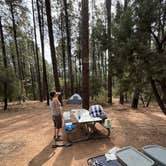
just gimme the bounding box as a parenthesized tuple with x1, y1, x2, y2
(93, 88, 109, 106)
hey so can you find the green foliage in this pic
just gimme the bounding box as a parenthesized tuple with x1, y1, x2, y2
(0, 66, 21, 99)
(90, 75, 102, 97)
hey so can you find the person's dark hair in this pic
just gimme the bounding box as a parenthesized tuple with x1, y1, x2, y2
(50, 91, 56, 100)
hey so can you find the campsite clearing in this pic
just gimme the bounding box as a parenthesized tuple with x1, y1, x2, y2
(0, 100, 166, 166)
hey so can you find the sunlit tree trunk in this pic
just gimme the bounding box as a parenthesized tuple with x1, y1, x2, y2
(63, 0, 73, 95)
(32, 0, 43, 102)
(10, 2, 21, 79)
(60, 12, 67, 98)
(36, 0, 49, 105)
(45, 0, 61, 97)
(30, 64, 36, 100)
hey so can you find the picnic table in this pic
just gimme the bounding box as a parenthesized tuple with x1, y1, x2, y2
(64, 109, 111, 143)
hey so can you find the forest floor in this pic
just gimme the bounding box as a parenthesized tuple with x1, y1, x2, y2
(0, 100, 166, 166)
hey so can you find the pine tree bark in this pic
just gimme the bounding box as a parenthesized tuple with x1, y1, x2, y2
(131, 89, 140, 109)
(36, 0, 49, 105)
(119, 91, 124, 105)
(82, 0, 89, 109)
(10, 43, 17, 74)
(32, 0, 43, 102)
(60, 12, 67, 98)
(106, 0, 112, 104)
(78, 2, 82, 93)
(91, 0, 97, 98)
(151, 78, 166, 115)
(10, 2, 22, 79)
(161, 78, 166, 104)
(30, 64, 36, 100)
(124, 0, 128, 11)
(63, 0, 73, 95)
(45, 0, 61, 93)
(0, 17, 8, 111)
(146, 95, 152, 107)
(140, 95, 146, 107)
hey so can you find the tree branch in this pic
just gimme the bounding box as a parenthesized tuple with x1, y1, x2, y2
(150, 29, 161, 49)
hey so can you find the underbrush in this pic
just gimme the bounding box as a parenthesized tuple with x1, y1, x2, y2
(92, 88, 109, 106)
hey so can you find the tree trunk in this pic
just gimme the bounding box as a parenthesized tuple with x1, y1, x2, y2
(60, 12, 67, 98)
(119, 91, 124, 105)
(146, 95, 152, 107)
(0, 17, 8, 111)
(78, 3, 82, 94)
(10, 43, 17, 74)
(131, 89, 140, 109)
(104, 51, 107, 83)
(140, 95, 146, 107)
(30, 64, 36, 100)
(82, 0, 89, 109)
(124, 0, 128, 11)
(74, 56, 78, 92)
(32, 0, 43, 102)
(161, 78, 166, 104)
(124, 92, 128, 102)
(91, 0, 96, 98)
(63, 0, 73, 95)
(45, 0, 61, 94)
(150, 78, 166, 115)
(106, 0, 112, 104)
(36, 0, 49, 105)
(10, 2, 22, 79)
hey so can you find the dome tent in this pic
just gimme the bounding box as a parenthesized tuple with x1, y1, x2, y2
(68, 93, 82, 104)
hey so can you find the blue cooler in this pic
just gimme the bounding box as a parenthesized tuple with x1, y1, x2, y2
(64, 122, 75, 132)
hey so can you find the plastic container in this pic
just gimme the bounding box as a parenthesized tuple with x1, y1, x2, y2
(143, 145, 166, 166)
(116, 146, 155, 166)
(104, 119, 112, 128)
(63, 111, 71, 121)
(64, 123, 75, 132)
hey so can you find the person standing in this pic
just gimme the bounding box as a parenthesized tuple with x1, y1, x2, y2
(49, 91, 63, 141)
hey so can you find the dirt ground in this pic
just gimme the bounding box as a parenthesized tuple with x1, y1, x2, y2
(0, 100, 166, 166)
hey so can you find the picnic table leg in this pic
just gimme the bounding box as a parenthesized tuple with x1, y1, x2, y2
(66, 123, 90, 143)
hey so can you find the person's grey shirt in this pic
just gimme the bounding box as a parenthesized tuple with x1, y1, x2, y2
(49, 99, 60, 116)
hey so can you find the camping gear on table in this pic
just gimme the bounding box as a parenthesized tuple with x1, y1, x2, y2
(143, 145, 166, 166)
(87, 155, 122, 166)
(71, 109, 102, 122)
(63, 111, 71, 123)
(116, 146, 155, 166)
(68, 93, 82, 104)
